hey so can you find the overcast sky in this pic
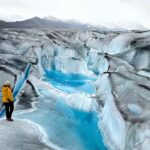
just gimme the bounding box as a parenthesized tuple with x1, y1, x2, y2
(0, 0, 149, 28)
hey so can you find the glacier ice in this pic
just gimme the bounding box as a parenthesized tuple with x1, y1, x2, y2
(96, 74, 126, 150)
(0, 28, 149, 150)
(127, 104, 142, 116)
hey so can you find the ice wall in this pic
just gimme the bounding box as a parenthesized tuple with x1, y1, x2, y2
(0, 28, 149, 150)
(97, 74, 126, 150)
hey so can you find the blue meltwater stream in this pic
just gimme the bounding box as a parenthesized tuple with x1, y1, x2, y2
(44, 70, 96, 95)
(15, 70, 107, 150)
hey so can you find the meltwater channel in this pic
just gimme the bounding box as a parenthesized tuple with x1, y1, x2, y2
(15, 70, 107, 150)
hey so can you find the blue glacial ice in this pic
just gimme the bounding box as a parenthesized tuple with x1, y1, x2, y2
(15, 96, 107, 150)
(44, 70, 96, 95)
(0, 63, 32, 117)
(14, 68, 107, 150)
(0, 28, 150, 150)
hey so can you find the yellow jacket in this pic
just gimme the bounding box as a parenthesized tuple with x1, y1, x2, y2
(2, 86, 14, 103)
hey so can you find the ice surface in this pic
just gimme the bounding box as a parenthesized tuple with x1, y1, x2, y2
(97, 74, 126, 150)
(0, 119, 51, 150)
(0, 28, 149, 150)
(127, 104, 142, 116)
(14, 83, 107, 150)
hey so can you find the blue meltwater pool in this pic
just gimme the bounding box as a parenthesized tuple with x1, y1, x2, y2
(44, 70, 96, 95)
(15, 69, 107, 150)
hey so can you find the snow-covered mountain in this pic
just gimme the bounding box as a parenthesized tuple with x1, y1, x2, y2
(0, 28, 149, 150)
(0, 17, 106, 31)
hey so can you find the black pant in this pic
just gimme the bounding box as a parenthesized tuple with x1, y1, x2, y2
(4, 102, 14, 119)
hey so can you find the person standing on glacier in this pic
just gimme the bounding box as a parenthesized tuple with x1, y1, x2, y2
(1, 81, 14, 121)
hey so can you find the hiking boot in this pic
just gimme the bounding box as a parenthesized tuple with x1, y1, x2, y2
(7, 118, 14, 121)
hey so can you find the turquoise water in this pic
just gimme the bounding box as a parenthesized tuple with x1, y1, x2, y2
(44, 70, 96, 94)
(14, 69, 107, 150)
(15, 97, 107, 150)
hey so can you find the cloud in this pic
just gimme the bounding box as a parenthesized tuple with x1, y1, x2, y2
(0, 0, 36, 21)
(120, 0, 150, 12)
(0, 0, 149, 28)
(0, 0, 29, 8)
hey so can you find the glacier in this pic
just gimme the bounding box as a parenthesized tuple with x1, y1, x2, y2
(0, 28, 149, 150)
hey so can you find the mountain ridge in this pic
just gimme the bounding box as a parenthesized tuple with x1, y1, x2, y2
(0, 16, 106, 30)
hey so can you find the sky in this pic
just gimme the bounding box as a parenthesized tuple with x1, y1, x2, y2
(0, 0, 150, 29)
